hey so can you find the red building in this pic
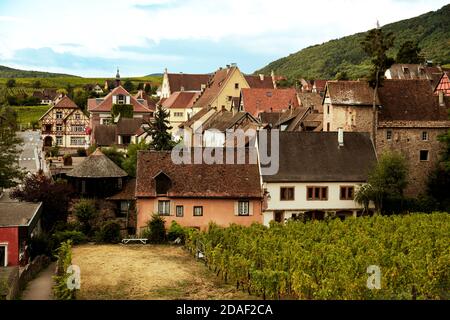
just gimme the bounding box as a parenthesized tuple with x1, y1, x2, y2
(0, 201, 43, 267)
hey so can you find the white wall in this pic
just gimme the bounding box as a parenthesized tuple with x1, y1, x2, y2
(265, 182, 369, 211)
(203, 130, 225, 147)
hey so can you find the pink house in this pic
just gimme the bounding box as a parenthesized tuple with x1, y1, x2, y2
(135, 150, 263, 232)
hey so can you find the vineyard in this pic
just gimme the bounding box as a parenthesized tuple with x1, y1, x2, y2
(185, 213, 450, 300)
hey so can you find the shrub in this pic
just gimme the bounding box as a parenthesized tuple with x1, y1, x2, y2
(167, 221, 186, 243)
(29, 234, 51, 259)
(52, 230, 88, 246)
(76, 148, 87, 157)
(53, 241, 77, 300)
(73, 199, 97, 235)
(49, 146, 60, 157)
(146, 214, 167, 244)
(95, 220, 122, 243)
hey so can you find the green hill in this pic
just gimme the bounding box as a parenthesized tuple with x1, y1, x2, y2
(0, 65, 79, 78)
(256, 4, 450, 80)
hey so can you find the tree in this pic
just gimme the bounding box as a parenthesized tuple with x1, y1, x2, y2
(33, 80, 42, 88)
(122, 141, 149, 177)
(354, 184, 374, 215)
(123, 80, 134, 92)
(335, 71, 349, 81)
(6, 79, 16, 88)
(73, 199, 97, 235)
(396, 41, 423, 64)
(101, 147, 125, 168)
(367, 151, 408, 213)
(72, 88, 89, 110)
(0, 106, 23, 189)
(10, 173, 74, 232)
(145, 105, 175, 151)
(361, 27, 395, 147)
(57, 88, 68, 96)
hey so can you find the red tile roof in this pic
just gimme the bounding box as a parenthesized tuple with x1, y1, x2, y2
(55, 96, 79, 109)
(167, 73, 210, 92)
(193, 67, 237, 108)
(88, 86, 152, 114)
(136, 150, 262, 198)
(161, 91, 201, 109)
(313, 80, 327, 92)
(435, 73, 450, 96)
(241, 88, 299, 116)
(326, 80, 380, 106)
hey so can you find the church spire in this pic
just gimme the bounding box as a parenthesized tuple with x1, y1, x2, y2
(115, 67, 121, 87)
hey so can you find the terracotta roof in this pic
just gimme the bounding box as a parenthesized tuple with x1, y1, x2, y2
(93, 125, 116, 146)
(0, 201, 42, 227)
(241, 88, 299, 116)
(298, 92, 324, 112)
(167, 73, 211, 93)
(67, 149, 127, 178)
(107, 179, 136, 200)
(259, 112, 283, 127)
(313, 80, 327, 92)
(326, 80, 380, 106)
(378, 79, 449, 121)
(435, 73, 450, 96)
(55, 96, 79, 109)
(161, 91, 201, 109)
(244, 75, 275, 89)
(194, 67, 236, 109)
(88, 86, 152, 113)
(136, 150, 262, 198)
(135, 90, 156, 110)
(261, 131, 377, 182)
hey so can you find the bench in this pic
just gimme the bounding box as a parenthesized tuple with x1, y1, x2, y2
(121, 238, 148, 245)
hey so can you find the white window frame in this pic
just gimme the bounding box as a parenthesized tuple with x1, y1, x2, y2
(56, 111, 63, 119)
(56, 125, 63, 132)
(193, 206, 203, 217)
(422, 131, 429, 141)
(238, 201, 250, 216)
(176, 205, 184, 217)
(56, 136, 63, 146)
(0, 243, 8, 267)
(158, 200, 170, 216)
(386, 130, 393, 141)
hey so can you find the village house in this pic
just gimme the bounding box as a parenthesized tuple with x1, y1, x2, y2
(32, 89, 58, 105)
(92, 118, 148, 149)
(385, 63, 448, 88)
(192, 64, 274, 112)
(160, 69, 211, 99)
(135, 149, 263, 231)
(39, 96, 90, 148)
(160, 91, 201, 136)
(434, 72, 450, 96)
(260, 131, 377, 225)
(0, 200, 43, 267)
(323, 79, 450, 196)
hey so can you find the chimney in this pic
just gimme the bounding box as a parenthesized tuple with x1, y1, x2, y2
(439, 91, 445, 107)
(259, 74, 264, 81)
(180, 86, 185, 92)
(201, 84, 206, 92)
(338, 128, 344, 147)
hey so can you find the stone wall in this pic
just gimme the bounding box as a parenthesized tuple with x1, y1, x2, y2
(376, 121, 449, 196)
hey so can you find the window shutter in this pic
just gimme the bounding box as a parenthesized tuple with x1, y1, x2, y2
(234, 201, 239, 216)
(249, 201, 253, 216)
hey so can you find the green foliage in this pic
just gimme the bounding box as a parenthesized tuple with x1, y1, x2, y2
(122, 141, 149, 177)
(0, 106, 24, 188)
(145, 214, 167, 244)
(101, 146, 125, 168)
(146, 105, 175, 151)
(361, 28, 395, 88)
(123, 80, 134, 92)
(167, 221, 187, 243)
(73, 199, 97, 235)
(33, 80, 41, 88)
(53, 241, 77, 300)
(95, 220, 122, 243)
(12, 105, 50, 129)
(71, 88, 89, 110)
(52, 230, 88, 246)
(335, 71, 349, 80)
(256, 4, 450, 79)
(111, 104, 133, 119)
(49, 145, 60, 157)
(29, 234, 52, 259)
(76, 148, 87, 157)
(185, 214, 450, 300)
(396, 41, 424, 64)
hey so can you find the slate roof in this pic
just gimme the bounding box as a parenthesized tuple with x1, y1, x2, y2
(0, 202, 42, 227)
(378, 79, 449, 121)
(241, 88, 299, 116)
(67, 149, 127, 178)
(136, 150, 262, 198)
(161, 91, 201, 109)
(260, 131, 377, 182)
(167, 73, 211, 92)
(88, 86, 152, 113)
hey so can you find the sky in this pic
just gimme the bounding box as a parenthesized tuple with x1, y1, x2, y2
(0, 0, 448, 77)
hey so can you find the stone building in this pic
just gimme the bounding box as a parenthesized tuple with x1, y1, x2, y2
(323, 79, 450, 196)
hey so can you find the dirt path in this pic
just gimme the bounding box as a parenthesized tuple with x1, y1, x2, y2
(21, 262, 56, 300)
(72, 244, 255, 300)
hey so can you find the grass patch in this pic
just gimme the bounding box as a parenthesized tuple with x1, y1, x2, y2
(13, 105, 50, 127)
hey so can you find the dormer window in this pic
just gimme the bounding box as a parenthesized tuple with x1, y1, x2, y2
(154, 171, 172, 195)
(117, 94, 125, 104)
(402, 67, 410, 74)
